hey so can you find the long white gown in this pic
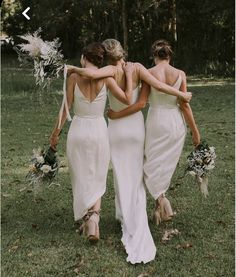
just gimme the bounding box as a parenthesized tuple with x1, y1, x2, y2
(66, 83, 110, 221)
(108, 87, 156, 264)
(144, 75, 187, 200)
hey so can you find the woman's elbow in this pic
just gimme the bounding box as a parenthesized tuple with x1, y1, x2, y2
(121, 97, 131, 105)
(138, 101, 146, 109)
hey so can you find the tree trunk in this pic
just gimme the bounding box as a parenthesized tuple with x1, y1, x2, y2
(122, 0, 128, 54)
(172, 0, 177, 42)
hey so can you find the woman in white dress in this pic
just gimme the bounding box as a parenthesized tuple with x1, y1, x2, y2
(67, 39, 191, 264)
(107, 40, 201, 225)
(49, 42, 134, 242)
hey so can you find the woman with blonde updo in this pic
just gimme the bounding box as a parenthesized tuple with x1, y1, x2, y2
(108, 39, 200, 226)
(67, 39, 192, 264)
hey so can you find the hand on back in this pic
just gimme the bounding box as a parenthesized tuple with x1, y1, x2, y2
(180, 92, 192, 103)
(123, 62, 135, 76)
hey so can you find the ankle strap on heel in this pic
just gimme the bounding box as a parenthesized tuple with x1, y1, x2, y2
(157, 194, 166, 206)
(82, 210, 100, 222)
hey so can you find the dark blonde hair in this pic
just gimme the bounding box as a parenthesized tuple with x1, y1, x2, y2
(102, 39, 126, 62)
(151, 39, 173, 60)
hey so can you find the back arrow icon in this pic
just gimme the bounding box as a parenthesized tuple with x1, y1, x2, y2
(22, 7, 30, 20)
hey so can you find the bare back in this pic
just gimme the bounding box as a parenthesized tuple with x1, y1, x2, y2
(114, 64, 140, 91)
(75, 75, 105, 102)
(149, 63, 183, 86)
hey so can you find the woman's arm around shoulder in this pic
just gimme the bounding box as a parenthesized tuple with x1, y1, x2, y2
(178, 70, 201, 146)
(105, 62, 134, 105)
(67, 65, 116, 79)
(107, 81, 150, 119)
(135, 62, 192, 102)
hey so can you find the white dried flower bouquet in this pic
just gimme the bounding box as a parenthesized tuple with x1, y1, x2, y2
(14, 28, 65, 88)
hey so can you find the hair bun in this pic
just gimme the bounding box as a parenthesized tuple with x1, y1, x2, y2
(102, 39, 126, 62)
(82, 42, 106, 67)
(151, 39, 173, 60)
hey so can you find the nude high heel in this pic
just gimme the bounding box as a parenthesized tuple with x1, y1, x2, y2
(80, 210, 100, 243)
(153, 194, 174, 225)
(153, 206, 162, 225)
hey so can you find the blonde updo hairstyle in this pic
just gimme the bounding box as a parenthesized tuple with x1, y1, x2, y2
(102, 39, 126, 62)
(151, 39, 173, 60)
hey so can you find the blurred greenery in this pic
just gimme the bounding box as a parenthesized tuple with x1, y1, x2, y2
(1, 55, 235, 276)
(1, 0, 235, 76)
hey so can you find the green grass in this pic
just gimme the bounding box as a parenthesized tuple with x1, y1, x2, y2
(1, 56, 235, 276)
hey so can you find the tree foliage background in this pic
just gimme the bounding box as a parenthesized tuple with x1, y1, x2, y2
(2, 0, 235, 76)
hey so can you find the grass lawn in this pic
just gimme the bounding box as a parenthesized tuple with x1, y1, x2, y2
(1, 56, 235, 277)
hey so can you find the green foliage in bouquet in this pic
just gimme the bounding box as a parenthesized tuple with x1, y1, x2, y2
(187, 141, 216, 178)
(186, 140, 216, 197)
(26, 146, 59, 186)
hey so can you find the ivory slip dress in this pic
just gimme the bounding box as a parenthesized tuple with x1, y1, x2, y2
(108, 87, 156, 264)
(66, 83, 110, 221)
(144, 75, 187, 200)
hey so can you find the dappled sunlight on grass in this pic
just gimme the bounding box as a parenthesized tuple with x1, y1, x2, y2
(188, 80, 234, 87)
(187, 76, 234, 87)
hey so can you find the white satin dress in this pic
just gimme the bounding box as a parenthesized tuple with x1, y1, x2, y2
(144, 75, 187, 200)
(108, 87, 156, 264)
(66, 83, 110, 221)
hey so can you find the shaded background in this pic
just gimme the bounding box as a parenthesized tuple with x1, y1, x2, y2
(1, 0, 235, 76)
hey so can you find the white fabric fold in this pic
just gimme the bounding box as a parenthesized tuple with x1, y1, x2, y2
(108, 87, 156, 264)
(144, 75, 187, 200)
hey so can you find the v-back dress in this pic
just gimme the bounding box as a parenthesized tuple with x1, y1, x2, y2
(144, 75, 187, 199)
(108, 87, 156, 264)
(66, 83, 110, 221)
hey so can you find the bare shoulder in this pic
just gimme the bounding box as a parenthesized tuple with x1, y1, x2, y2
(133, 62, 145, 70)
(133, 62, 155, 75)
(107, 64, 116, 72)
(104, 76, 114, 85)
(67, 72, 78, 83)
(128, 62, 143, 78)
(133, 62, 142, 66)
(177, 69, 186, 79)
(103, 64, 117, 76)
(148, 66, 156, 73)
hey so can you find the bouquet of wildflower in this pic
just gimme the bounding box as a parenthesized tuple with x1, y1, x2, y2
(186, 141, 216, 197)
(26, 146, 59, 187)
(14, 28, 65, 88)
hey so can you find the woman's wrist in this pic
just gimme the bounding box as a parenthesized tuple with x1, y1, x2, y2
(191, 128, 199, 136)
(177, 91, 184, 99)
(52, 128, 61, 136)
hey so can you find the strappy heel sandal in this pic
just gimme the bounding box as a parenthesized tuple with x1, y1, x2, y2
(80, 210, 100, 243)
(153, 194, 174, 225)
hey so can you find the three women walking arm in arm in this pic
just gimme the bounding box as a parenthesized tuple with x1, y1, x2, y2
(49, 39, 200, 264)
